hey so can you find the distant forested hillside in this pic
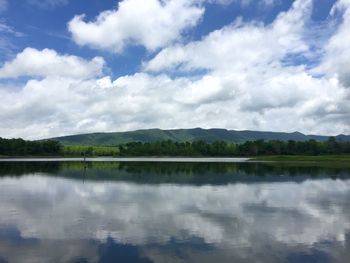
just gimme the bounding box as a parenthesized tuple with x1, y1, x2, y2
(50, 128, 350, 146)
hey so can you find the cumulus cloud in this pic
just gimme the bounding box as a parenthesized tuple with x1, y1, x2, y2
(68, 0, 204, 52)
(144, 0, 310, 72)
(0, 0, 350, 139)
(0, 69, 349, 140)
(139, 0, 349, 135)
(0, 73, 182, 139)
(315, 0, 350, 87)
(0, 48, 105, 79)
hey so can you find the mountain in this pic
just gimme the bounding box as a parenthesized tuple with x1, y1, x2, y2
(49, 128, 350, 146)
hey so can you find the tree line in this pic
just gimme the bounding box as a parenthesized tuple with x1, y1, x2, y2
(1, 137, 350, 157)
(119, 138, 350, 156)
(235, 137, 350, 156)
(0, 138, 62, 156)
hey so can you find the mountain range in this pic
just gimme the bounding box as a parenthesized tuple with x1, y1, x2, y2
(50, 128, 350, 146)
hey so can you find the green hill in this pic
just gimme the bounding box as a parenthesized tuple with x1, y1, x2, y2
(49, 128, 350, 146)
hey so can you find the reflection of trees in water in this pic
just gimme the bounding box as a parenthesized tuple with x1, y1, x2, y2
(0, 161, 350, 184)
(0, 162, 61, 176)
(120, 162, 236, 174)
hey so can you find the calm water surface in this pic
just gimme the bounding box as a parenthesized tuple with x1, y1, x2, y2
(0, 157, 250, 162)
(0, 161, 349, 263)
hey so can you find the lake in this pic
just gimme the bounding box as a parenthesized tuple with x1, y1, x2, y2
(0, 160, 349, 263)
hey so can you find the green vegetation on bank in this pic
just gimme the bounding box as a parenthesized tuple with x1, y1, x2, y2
(63, 145, 119, 156)
(0, 138, 119, 157)
(254, 155, 350, 162)
(1, 136, 350, 158)
(119, 140, 236, 156)
(119, 138, 350, 157)
(0, 137, 62, 156)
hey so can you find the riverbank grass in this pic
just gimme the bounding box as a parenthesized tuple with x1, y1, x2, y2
(253, 155, 350, 162)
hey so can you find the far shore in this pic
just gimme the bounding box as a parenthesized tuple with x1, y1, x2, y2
(252, 155, 350, 162)
(0, 157, 251, 163)
(0, 155, 350, 163)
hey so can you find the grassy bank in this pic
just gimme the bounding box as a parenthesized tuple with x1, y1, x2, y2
(253, 155, 350, 162)
(63, 145, 119, 157)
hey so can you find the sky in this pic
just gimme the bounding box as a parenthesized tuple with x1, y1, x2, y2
(0, 0, 349, 139)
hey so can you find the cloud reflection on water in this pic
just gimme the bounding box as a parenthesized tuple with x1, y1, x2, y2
(0, 172, 349, 262)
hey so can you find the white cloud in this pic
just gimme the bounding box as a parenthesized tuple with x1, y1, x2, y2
(209, 0, 280, 7)
(0, 73, 182, 139)
(68, 0, 204, 52)
(0, 68, 349, 140)
(0, 48, 105, 79)
(209, 0, 251, 5)
(315, 0, 350, 87)
(144, 0, 310, 72)
(0, 0, 350, 139)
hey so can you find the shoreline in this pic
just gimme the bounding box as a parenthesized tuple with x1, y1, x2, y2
(0, 157, 251, 163)
(0, 155, 349, 163)
(252, 155, 350, 162)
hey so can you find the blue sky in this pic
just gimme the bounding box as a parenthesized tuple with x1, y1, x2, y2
(0, 0, 349, 139)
